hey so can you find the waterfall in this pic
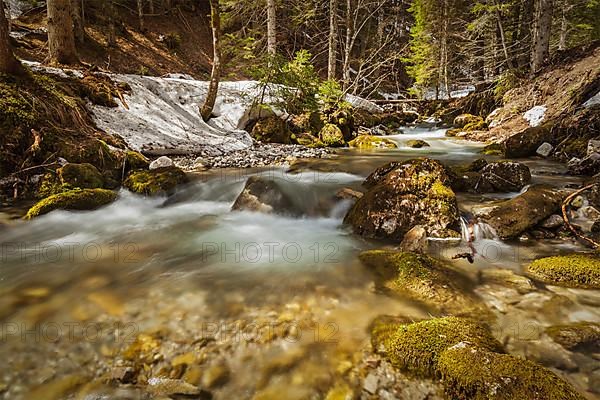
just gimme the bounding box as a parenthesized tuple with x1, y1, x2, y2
(460, 216, 498, 242)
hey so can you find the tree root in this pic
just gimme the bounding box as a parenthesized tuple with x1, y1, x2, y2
(562, 184, 600, 248)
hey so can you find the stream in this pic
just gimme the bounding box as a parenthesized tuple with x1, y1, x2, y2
(0, 126, 599, 399)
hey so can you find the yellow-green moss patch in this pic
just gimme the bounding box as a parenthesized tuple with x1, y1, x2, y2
(372, 317, 502, 377)
(58, 163, 104, 189)
(527, 254, 600, 289)
(349, 135, 397, 149)
(125, 151, 150, 170)
(319, 124, 346, 147)
(124, 167, 189, 196)
(438, 344, 584, 400)
(25, 189, 117, 219)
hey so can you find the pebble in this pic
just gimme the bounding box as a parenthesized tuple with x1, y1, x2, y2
(363, 373, 379, 394)
(173, 143, 331, 170)
(150, 156, 175, 170)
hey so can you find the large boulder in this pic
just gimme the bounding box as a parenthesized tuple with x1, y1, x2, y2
(504, 125, 550, 158)
(25, 189, 117, 219)
(344, 158, 460, 241)
(57, 163, 104, 189)
(454, 114, 484, 128)
(348, 135, 396, 149)
(251, 116, 292, 144)
(526, 253, 600, 289)
(319, 124, 346, 147)
(472, 185, 564, 239)
(476, 161, 532, 192)
(232, 176, 302, 216)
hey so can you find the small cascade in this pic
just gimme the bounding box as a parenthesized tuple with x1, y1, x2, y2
(460, 216, 498, 242)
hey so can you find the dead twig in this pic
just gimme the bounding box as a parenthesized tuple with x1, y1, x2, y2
(562, 184, 600, 248)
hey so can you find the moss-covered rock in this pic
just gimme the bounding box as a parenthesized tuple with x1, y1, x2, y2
(438, 344, 584, 400)
(526, 254, 600, 289)
(329, 107, 355, 142)
(454, 114, 483, 128)
(481, 142, 505, 156)
(472, 185, 564, 239)
(124, 167, 189, 196)
(292, 133, 325, 148)
(36, 172, 72, 199)
(25, 189, 117, 219)
(476, 161, 532, 192)
(406, 139, 430, 148)
(546, 322, 600, 351)
(504, 124, 551, 158)
(359, 250, 488, 316)
(348, 135, 397, 149)
(371, 317, 503, 377)
(319, 124, 346, 147)
(125, 151, 150, 170)
(57, 163, 104, 189)
(252, 116, 292, 144)
(289, 112, 325, 136)
(344, 158, 460, 241)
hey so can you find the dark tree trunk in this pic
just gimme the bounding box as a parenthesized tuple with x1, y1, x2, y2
(47, 0, 78, 65)
(0, 0, 22, 74)
(531, 0, 553, 72)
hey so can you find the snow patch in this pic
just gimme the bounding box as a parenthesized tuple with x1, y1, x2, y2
(523, 105, 547, 127)
(584, 91, 600, 108)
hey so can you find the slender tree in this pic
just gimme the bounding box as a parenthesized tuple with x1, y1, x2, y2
(267, 0, 277, 55)
(71, 0, 84, 44)
(107, 0, 116, 47)
(201, 0, 222, 121)
(328, 0, 338, 79)
(47, 0, 78, 64)
(531, 0, 553, 72)
(137, 0, 145, 31)
(0, 0, 22, 74)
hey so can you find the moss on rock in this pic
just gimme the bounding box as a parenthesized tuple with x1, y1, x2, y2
(252, 117, 292, 144)
(348, 135, 396, 149)
(454, 114, 483, 128)
(372, 317, 502, 377)
(438, 344, 585, 400)
(481, 143, 505, 156)
(25, 189, 117, 219)
(359, 250, 488, 317)
(58, 163, 104, 189)
(125, 151, 150, 170)
(124, 167, 189, 196)
(526, 254, 600, 289)
(546, 322, 600, 351)
(406, 139, 430, 148)
(319, 124, 346, 147)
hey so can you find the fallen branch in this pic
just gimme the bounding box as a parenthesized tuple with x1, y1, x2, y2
(561, 184, 600, 248)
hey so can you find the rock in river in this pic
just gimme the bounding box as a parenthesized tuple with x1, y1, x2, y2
(476, 161, 532, 193)
(344, 158, 460, 241)
(232, 176, 302, 216)
(472, 185, 564, 239)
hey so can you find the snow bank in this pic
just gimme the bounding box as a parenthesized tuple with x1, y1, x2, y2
(584, 91, 600, 108)
(7, 0, 36, 18)
(523, 105, 547, 127)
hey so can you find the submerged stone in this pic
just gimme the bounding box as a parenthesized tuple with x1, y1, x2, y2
(25, 189, 117, 219)
(406, 139, 430, 148)
(359, 250, 487, 316)
(546, 322, 600, 351)
(527, 254, 600, 289)
(232, 176, 302, 216)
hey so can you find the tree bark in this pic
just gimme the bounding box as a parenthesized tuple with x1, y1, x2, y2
(201, 0, 222, 122)
(137, 0, 145, 31)
(47, 0, 78, 65)
(328, 0, 338, 80)
(71, 0, 84, 44)
(148, 0, 154, 14)
(531, 0, 553, 72)
(107, 0, 116, 47)
(266, 0, 276, 55)
(342, 0, 353, 90)
(0, 0, 22, 74)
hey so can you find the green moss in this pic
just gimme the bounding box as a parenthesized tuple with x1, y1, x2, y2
(481, 143, 505, 156)
(428, 180, 455, 201)
(546, 322, 600, 351)
(124, 167, 189, 196)
(319, 123, 346, 147)
(58, 163, 104, 189)
(527, 254, 600, 289)
(359, 250, 487, 317)
(446, 128, 462, 137)
(37, 172, 73, 199)
(125, 151, 150, 170)
(563, 138, 588, 157)
(348, 135, 397, 149)
(372, 317, 502, 377)
(438, 344, 584, 400)
(453, 114, 483, 128)
(463, 120, 488, 132)
(252, 117, 292, 144)
(25, 189, 117, 219)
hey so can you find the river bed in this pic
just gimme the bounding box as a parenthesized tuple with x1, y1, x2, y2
(0, 126, 598, 399)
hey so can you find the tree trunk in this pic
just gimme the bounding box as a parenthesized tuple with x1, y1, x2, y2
(558, 4, 569, 50)
(327, 0, 338, 80)
(148, 0, 154, 14)
(47, 0, 78, 65)
(71, 0, 84, 44)
(531, 0, 553, 72)
(0, 0, 22, 74)
(107, 0, 116, 47)
(137, 0, 145, 31)
(342, 0, 353, 90)
(266, 0, 276, 55)
(201, 0, 222, 122)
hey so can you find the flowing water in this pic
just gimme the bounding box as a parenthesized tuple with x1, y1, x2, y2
(0, 126, 599, 399)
